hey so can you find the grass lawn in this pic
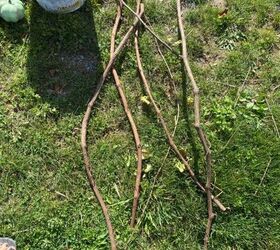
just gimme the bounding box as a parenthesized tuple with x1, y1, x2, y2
(0, 0, 280, 249)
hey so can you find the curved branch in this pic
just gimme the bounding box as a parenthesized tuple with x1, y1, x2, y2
(81, 6, 144, 250)
(110, 0, 143, 228)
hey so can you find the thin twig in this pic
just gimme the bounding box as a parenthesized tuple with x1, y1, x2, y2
(81, 8, 144, 250)
(234, 67, 251, 107)
(134, 15, 226, 212)
(110, 0, 143, 228)
(272, 85, 280, 92)
(54, 191, 68, 199)
(254, 157, 272, 196)
(146, 16, 176, 88)
(221, 82, 239, 88)
(121, 0, 180, 57)
(153, 25, 177, 94)
(145, 17, 178, 102)
(266, 98, 280, 139)
(176, 1, 215, 249)
(220, 122, 242, 152)
(211, 183, 223, 194)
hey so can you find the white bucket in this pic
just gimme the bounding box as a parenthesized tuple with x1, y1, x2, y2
(36, 0, 86, 13)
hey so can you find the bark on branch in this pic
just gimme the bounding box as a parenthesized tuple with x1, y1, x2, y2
(134, 12, 226, 212)
(176, 1, 216, 249)
(80, 7, 144, 250)
(110, 0, 143, 228)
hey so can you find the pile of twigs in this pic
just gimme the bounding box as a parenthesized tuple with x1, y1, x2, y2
(80, 1, 227, 249)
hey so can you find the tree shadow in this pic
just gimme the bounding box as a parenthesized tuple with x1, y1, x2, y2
(0, 18, 29, 44)
(27, 1, 102, 115)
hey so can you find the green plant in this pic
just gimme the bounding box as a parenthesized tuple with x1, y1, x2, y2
(272, 12, 280, 29)
(253, 28, 278, 51)
(218, 24, 247, 50)
(238, 91, 268, 128)
(204, 92, 268, 136)
(204, 96, 237, 134)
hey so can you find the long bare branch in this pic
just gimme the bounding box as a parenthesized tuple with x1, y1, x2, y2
(80, 7, 144, 250)
(176, 1, 215, 249)
(134, 16, 226, 212)
(110, 0, 143, 228)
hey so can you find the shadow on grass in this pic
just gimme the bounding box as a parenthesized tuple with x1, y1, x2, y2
(27, 1, 102, 115)
(0, 20, 29, 44)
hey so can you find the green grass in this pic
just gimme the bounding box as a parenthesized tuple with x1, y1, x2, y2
(1, 0, 280, 249)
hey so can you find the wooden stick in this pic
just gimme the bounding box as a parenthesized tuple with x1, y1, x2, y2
(81, 7, 144, 250)
(156, 42, 177, 93)
(110, 0, 143, 228)
(234, 67, 251, 107)
(148, 17, 178, 95)
(266, 98, 280, 139)
(254, 157, 272, 196)
(121, 0, 180, 57)
(176, 1, 215, 248)
(134, 16, 226, 212)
